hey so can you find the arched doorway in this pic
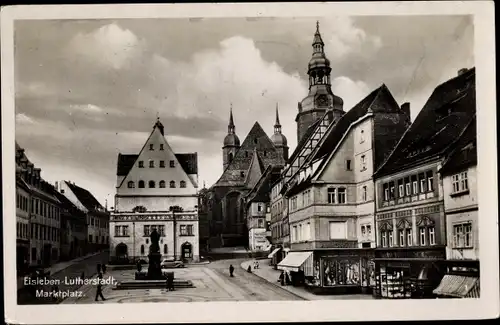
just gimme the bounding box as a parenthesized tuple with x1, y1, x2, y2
(115, 243, 128, 261)
(181, 242, 192, 260)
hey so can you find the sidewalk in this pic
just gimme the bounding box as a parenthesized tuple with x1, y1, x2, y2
(46, 252, 102, 275)
(241, 259, 374, 301)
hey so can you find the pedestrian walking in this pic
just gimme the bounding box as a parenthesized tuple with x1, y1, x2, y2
(101, 263, 107, 274)
(256, 261, 260, 269)
(95, 272, 106, 301)
(229, 264, 234, 277)
(279, 271, 285, 286)
(247, 265, 252, 273)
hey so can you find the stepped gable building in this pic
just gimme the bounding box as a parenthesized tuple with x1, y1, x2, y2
(110, 118, 200, 263)
(433, 115, 480, 298)
(16, 142, 62, 269)
(57, 181, 110, 254)
(274, 82, 410, 294)
(206, 105, 288, 248)
(296, 21, 344, 143)
(372, 67, 476, 299)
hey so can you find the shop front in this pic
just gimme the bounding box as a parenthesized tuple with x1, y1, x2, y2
(373, 246, 446, 299)
(433, 259, 480, 298)
(278, 249, 375, 294)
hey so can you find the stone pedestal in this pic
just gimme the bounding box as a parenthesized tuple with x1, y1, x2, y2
(147, 252, 163, 280)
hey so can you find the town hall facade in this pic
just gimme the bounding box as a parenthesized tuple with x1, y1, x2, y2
(109, 118, 200, 263)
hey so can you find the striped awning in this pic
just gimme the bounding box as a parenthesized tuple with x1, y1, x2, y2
(267, 247, 281, 259)
(278, 251, 313, 274)
(433, 275, 480, 298)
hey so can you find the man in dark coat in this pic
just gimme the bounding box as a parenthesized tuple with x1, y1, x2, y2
(229, 264, 234, 277)
(95, 272, 106, 301)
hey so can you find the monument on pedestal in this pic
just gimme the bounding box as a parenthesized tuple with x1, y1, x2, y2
(147, 229, 163, 280)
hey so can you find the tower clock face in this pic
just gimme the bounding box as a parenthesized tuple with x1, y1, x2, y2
(317, 95, 328, 107)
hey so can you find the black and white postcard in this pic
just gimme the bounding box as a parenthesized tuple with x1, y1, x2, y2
(2, 2, 498, 323)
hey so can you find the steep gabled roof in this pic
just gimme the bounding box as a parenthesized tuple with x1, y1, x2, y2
(375, 68, 476, 177)
(53, 190, 87, 218)
(214, 121, 283, 187)
(117, 153, 197, 176)
(245, 165, 283, 207)
(439, 115, 477, 176)
(65, 181, 104, 212)
(244, 148, 266, 188)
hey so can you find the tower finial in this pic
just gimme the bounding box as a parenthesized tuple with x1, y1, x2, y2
(275, 103, 281, 126)
(316, 20, 319, 33)
(228, 103, 235, 133)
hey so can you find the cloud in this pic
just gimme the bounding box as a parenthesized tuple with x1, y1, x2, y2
(331, 76, 371, 110)
(16, 113, 37, 125)
(322, 17, 382, 61)
(66, 23, 145, 70)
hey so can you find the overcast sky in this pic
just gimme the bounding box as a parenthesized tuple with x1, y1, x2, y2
(14, 15, 474, 206)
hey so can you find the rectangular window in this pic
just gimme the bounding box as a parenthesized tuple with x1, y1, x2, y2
(149, 160, 155, 168)
(453, 223, 473, 248)
(327, 188, 336, 204)
(160, 144, 164, 150)
(346, 159, 352, 170)
(389, 182, 395, 199)
(388, 230, 394, 247)
(257, 204, 262, 212)
(337, 188, 346, 204)
(122, 226, 129, 236)
(429, 227, 436, 245)
(329, 221, 347, 239)
(398, 184, 404, 198)
(399, 230, 405, 247)
(362, 186, 367, 202)
(383, 183, 389, 201)
(427, 171, 434, 192)
(407, 229, 412, 246)
(381, 231, 387, 247)
(180, 225, 187, 236)
(419, 173, 426, 193)
(149, 144, 154, 150)
(460, 172, 469, 191)
(144, 225, 150, 237)
(419, 227, 426, 246)
(138, 161, 144, 168)
(160, 160, 165, 168)
(305, 222, 311, 240)
(89, 234, 93, 243)
(170, 160, 175, 168)
(158, 225, 165, 236)
(360, 155, 366, 170)
(412, 176, 418, 195)
(293, 226, 297, 242)
(367, 225, 371, 235)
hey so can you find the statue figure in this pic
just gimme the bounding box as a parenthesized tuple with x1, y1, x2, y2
(150, 229, 160, 254)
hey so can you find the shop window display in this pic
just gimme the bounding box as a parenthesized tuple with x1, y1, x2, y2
(376, 263, 413, 298)
(322, 258, 360, 286)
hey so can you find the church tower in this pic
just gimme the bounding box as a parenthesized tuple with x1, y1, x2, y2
(271, 104, 289, 162)
(223, 104, 240, 170)
(296, 21, 344, 142)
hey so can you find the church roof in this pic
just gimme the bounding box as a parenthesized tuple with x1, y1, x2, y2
(375, 67, 476, 177)
(244, 148, 266, 189)
(213, 121, 284, 187)
(439, 115, 477, 176)
(117, 153, 198, 176)
(245, 165, 283, 207)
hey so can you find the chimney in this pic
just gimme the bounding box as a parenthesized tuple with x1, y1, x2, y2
(458, 68, 468, 76)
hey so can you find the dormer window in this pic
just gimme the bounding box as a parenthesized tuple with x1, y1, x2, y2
(149, 144, 154, 150)
(138, 161, 144, 168)
(160, 144, 164, 150)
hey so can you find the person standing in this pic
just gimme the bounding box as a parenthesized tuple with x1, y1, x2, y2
(95, 272, 106, 301)
(229, 264, 234, 277)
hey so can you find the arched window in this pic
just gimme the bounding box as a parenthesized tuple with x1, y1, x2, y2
(138, 180, 145, 188)
(163, 244, 168, 254)
(149, 181, 155, 188)
(127, 181, 135, 188)
(170, 181, 176, 188)
(140, 245, 145, 255)
(159, 180, 166, 188)
(228, 152, 234, 161)
(180, 181, 186, 188)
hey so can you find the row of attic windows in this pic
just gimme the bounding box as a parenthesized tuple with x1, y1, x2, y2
(139, 160, 175, 168)
(127, 180, 186, 188)
(149, 144, 164, 151)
